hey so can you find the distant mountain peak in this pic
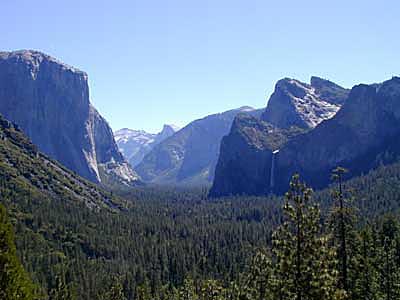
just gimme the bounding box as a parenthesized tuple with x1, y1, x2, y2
(159, 124, 180, 137)
(163, 124, 180, 131)
(262, 76, 349, 129)
(237, 106, 255, 112)
(114, 124, 179, 167)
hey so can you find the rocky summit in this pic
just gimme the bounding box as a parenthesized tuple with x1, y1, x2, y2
(273, 76, 400, 192)
(261, 77, 349, 129)
(0, 50, 139, 185)
(210, 76, 400, 197)
(210, 76, 349, 197)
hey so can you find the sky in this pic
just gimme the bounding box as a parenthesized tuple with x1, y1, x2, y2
(1, 0, 400, 133)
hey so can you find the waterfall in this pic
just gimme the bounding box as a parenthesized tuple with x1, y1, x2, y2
(270, 149, 279, 189)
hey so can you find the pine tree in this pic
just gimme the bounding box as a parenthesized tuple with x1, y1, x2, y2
(178, 277, 198, 300)
(199, 279, 224, 300)
(270, 174, 344, 300)
(377, 218, 400, 300)
(135, 279, 152, 300)
(330, 167, 356, 294)
(352, 227, 380, 300)
(239, 250, 273, 300)
(105, 278, 127, 300)
(49, 273, 76, 300)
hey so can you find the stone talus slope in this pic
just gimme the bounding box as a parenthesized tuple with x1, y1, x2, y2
(0, 50, 139, 185)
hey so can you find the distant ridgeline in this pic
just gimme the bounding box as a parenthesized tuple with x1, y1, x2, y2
(210, 77, 400, 197)
(115, 124, 179, 168)
(136, 106, 263, 186)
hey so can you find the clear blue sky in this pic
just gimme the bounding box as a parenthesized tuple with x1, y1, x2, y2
(2, 0, 399, 133)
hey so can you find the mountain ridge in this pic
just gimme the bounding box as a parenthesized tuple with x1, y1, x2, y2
(210, 76, 350, 197)
(136, 106, 263, 185)
(210, 76, 400, 197)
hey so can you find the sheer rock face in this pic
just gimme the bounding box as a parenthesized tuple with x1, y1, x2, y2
(209, 114, 305, 197)
(274, 77, 400, 192)
(261, 77, 349, 129)
(211, 77, 400, 197)
(0, 50, 139, 184)
(210, 77, 348, 197)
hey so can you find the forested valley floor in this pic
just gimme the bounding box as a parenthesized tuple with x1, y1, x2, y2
(2, 163, 400, 299)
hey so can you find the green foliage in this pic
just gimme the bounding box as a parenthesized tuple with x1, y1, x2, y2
(3, 114, 400, 299)
(178, 278, 198, 300)
(98, 277, 127, 300)
(0, 203, 37, 300)
(329, 167, 356, 292)
(270, 174, 344, 300)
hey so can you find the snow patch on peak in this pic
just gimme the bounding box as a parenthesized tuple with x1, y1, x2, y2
(290, 86, 340, 128)
(263, 77, 344, 129)
(114, 124, 179, 167)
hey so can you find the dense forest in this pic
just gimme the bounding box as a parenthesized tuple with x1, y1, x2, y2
(1, 117, 400, 299)
(1, 159, 400, 299)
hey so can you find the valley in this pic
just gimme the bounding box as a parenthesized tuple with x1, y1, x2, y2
(0, 49, 400, 300)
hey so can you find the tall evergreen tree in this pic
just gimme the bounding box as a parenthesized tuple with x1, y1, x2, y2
(239, 250, 273, 300)
(330, 167, 356, 294)
(178, 278, 198, 300)
(377, 218, 400, 300)
(270, 174, 344, 300)
(49, 273, 76, 300)
(199, 279, 224, 300)
(352, 227, 380, 300)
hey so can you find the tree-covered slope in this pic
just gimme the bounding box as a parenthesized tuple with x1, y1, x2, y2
(0, 203, 37, 300)
(3, 106, 400, 299)
(0, 114, 124, 210)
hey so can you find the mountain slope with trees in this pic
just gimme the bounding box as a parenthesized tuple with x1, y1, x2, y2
(3, 138, 400, 299)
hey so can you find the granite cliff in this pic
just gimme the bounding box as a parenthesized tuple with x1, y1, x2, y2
(0, 50, 139, 185)
(210, 77, 350, 197)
